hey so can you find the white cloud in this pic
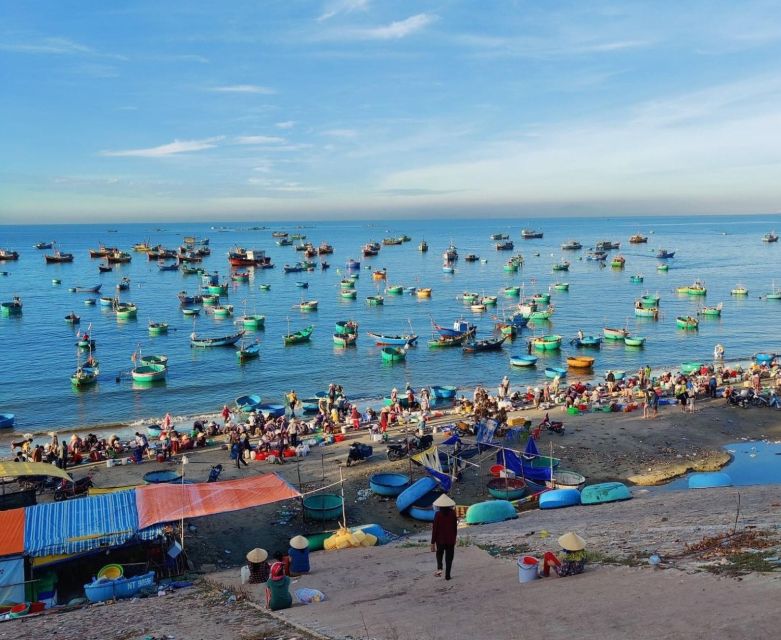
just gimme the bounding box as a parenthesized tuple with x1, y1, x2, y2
(318, 0, 370, 22)
(0, 36, 127, 60)
(100, 137, 223, 158)
(233, 135, 286, 145)
(350, 13, 437, 40)
(321, 128, 358, 138)
(210, 84, 276, 95)
(275, 121, 296, 129)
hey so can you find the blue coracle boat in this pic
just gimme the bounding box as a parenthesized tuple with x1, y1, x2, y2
(688, 472, 733, 489)
(369, 473, 410, 497)
(84, 571, 156, 603)
(429, 385, 457, 399)
(0, 413, 15, 429)
(396, 477, 437, 513)
(580, 482, 632, 505)
(539, 488, 581, 509)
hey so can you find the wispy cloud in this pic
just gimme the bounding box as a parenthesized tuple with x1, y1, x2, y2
(100, 137, 223, 158)
(321, 128, 358, 138)
(318, 0, 370, 22)
(347, 13, 437, 40)
(0, 36, 127, 60)
(275, 121, 296, 129)
(209, 84, 276, 95)
(233, 135, 286, 145)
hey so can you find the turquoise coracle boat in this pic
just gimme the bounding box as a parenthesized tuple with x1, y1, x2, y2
(580, 482, 632, 505)
(464, 500, 517, 525)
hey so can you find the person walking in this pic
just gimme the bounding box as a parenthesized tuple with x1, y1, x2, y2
(431, 494, 458, 580)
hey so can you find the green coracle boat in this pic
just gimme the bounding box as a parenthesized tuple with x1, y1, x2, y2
(386, 285, 403, 295)
(241, 314, 266, 329)
(381, 346, 406, 362)
(657, 263, 669, 271)
(462, 292, 479, 303)
(71, 364, 99, 387)
(284, 324, 314, 345)
(634, 306, 658, 318)
(698, 304, 722, 317)
(340, 289, 358, 299)
(502, 262, 519, 273)
(686, 281, 707, 296)
(624, 336, 646, 347)
(334, 320, 358, 335)
(207, 283, 228, 295)
(115, 303, 137, 319)
(630, 275, 643, 283)
(503, 286, 521, 297)
(531, 335, 562, 350)
(333, 333, 357, 347)
(212, 305, 233, 318)
(340, 279, 356, 289)
(148, 322, 168, 335)
(131, 363, 167, 383)
(676, 316, 699, 329)
(259, 284, 271, 291)
(202, 294, 219, 306)
(680, 362, 702, 375)
(140, 355, 168, 367)
(553, 282, 569, 291)
(531, 293, 551, 304)
(366, 295, 384, 306)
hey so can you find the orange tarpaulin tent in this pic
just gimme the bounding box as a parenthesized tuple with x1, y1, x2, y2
(0, 508, 25, 556)
(135, 473, 301, 528)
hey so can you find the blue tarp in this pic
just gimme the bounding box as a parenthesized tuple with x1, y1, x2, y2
(24, 490, 163, 557)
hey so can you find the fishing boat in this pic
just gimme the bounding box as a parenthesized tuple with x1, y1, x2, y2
(686, 280, 707, 296)
(295, 281, 309, 288)
(65, 312, 80, 324)
(656, 263, 669, 271)
(178, 292, 203, 305)
(624, 336, 646, 347)
(76, 337, 96, 350)
(236, 340, 261, 361)
(386, 285, 404, 295)
(442, 263, 455, 274)
(259, 283, 271, 291)
(656, 249, 675, 259)
(228, 248, 272, 267)
(546, 470, 586, 490)
(463, 335, 507, 353)
(531, 335, 562, 350)
(603, 327, 629, 340)
(98, 264, 113, 273)
(470, 303, 487, 313)
(132, 241, 152, 252)
(202, 294, 219, 306)
(640, 293, 661, 305)
(428, 327, 475, 348)
(418, 240, 428, 252)
(207, 283, 229, 295)
(545, 366, 567, 379)
(629, 234, 648, 244)
(106, 250, 132, 264)
(190, 330, 244, 347)
(139, 355, 168, 367)
(634, 305, 659, 318)
(630, 274, 643, 283)
(90, 245, 117, 258)
(561, 240, 582, 250)
(762, 231, 779, 243)
(490, 233, 509, 240)
(367, 332, 417, 346)
(571, 335, 602, 348)
(731, 285, 748, 296)
(276, 238, 293, 246)
(766, 282, 781, 300)
(462, 292, 479, 303)
(566, 356, 594, 369)
(676, 316, 699, 330)
(340, 289, 357, 299)
(698, 303, 723, 317)
(496, 240, 514, 251)
(382, 237, 402, 246)
(0, 249, 19, 261)
(362, 243, 379, 257)
(372, 269, 387, 280)
(521, 229, 543, 239)
(241, 314, 266, 330)
(74, 284, 102, 294)
(299, 300, 318, 312)
(553, 282, 569, 291)
(334, 320, 358, 336)
(236, 394, 262, 412)
(416, 288, 432, 298)
(595, 240, 620, 251)
(272, 232, 289, 238)
(84, 299, 96, 306)
(131, 364, 167, 383)
(115, 303, 138, 319)
(44, 249, 74, 263)
(283, 263, 306, 273)
(346, 258, 361, 270)
(551, 259, 570, 271)
(510, 354, 538, 367)
(429, 385, 458, 399)
(464, 254, 479, 262)
(70, 363, 99, 387)
(0, 413, 15, 429)
(148, 322, 168, 335)
(586, 250, 607, 261)
(333, 332, 357, 347)
(317, 243, 334, 255)
(610, 255, 626, 268)
(381, 346, 406, 362)
(503, 286, 521, 297)
(0, 297, 22, 316)
(182, 307, 200, 317)
(366, 295, 384, 306)
(680, 362, 702, 375)
(230, 271, 250, 283)
(283, 324, 314, 345)
(443, 244, 458, 261)
(34, 242, 53, 250)
(502, 261, 519, 273)
(528, 306, 555, 321)
(116, 277, 130, 291)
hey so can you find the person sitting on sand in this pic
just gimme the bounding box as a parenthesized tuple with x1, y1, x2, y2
(246, 548, 270, 584)
(542, 532, 587, 577)
(265, 556, 293, 611)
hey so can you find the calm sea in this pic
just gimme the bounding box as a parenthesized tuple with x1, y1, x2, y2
(1, 214, 779, 433)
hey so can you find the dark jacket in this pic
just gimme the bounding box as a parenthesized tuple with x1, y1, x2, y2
(431, 508, 458, 546)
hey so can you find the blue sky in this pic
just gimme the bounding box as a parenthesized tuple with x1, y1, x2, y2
(2, 0, 781, 222)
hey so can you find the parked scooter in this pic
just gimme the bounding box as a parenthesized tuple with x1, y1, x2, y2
(346, 442, 373, 467)
(53, 473, 94, 501)
(386, 434, 434, 461)
(539, 413, 565, 434)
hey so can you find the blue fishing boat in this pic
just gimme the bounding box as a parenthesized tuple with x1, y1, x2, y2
(236, 394, 262, 412)
(465, 500, 517, 525)
(688, 472, 733, 489)
(256, 403, 285, 418)
(396, 477, 437, 514)
(369, 473, 410, 497)
(190, 330, 244, 347)
(0, 413, 15, 429)
(545, 366, 567, 378)
(429, 385, 457, 399)
(539, 489, 581, 509)
(510, 355, 538, 367)
(580, 482, 632, 505)
(84, 571, 156, 603)
(367, 332, 418, 347)
(571, 335, 602, 348)
(146, 424, 162, 437)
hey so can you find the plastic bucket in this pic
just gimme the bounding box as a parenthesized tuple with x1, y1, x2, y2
(517, 556, 539, 583)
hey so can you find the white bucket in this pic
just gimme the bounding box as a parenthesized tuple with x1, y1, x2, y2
(371, 433, 383, 442)
(517, 556, 539, 583)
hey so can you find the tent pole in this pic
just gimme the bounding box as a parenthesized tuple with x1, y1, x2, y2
(339, 467, 347, 529)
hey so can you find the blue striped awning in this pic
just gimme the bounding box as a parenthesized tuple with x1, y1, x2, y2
(24, 490, 162, 557)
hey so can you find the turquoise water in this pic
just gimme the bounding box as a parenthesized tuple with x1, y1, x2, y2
(1, 214, 780, 432)
(666, 441, 781, 489)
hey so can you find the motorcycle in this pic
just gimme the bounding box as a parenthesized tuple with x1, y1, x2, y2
(346, 442, 373, 467)
(386, 434, 434, 461)
(53, 473, 94, 501)
(539, 413, 565, 434)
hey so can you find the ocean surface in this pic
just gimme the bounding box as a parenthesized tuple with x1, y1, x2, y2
(0, 214, 779, 433)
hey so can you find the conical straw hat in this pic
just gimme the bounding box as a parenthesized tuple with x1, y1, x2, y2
(558, 532, 586, 551)
(290, 535, 309, 550)
(246, 547, 268, 563)
(433, 494, 456, 508)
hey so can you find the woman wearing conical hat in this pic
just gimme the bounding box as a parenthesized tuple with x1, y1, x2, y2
(430, 494, 458, 580)
(288, 535, 310, 575)
(542, 532, 587, 577)
(245, 548, 270, 584)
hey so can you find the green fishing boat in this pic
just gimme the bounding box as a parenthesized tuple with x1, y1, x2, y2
(366, 295, 384, 306)
(698, 303, 722, 317)
(656, 263, 669, 272)
(676, 316, 699, 329)
(284, 324, 314, 345)
(131, 363, 167, 383)
(503, 261, 519, 272)
(531, 293, 550, 304)
(334, 320, 358, 335)
(1, 299, 23, 316)
(241, 314, 266, 329)
(202, 294, 219, 306)
(483, 295, 497, 306)
(115, 303, 137, 319)
(629, 275, 643, 283)
(333, 333, 357, 347)
(686, 280, 707, 296)
(462, 292, 479, 303)
(340, 279, 356, 289)
(531, 334, 562, 350)
(259, 284, 271, 291)
(71, 364, 99, 387)
(634, 306, 658, 318)
(624, 336, 646, 347)
(553, 282, 569, 291)
(340, 289, 357, 299)
(680, 362, 702, 375)
(386, 285, 403, 295)
(182, 307, 200, 317)
(212, 305, 233, 318)
(381, 346, 406, 361)
(640, 294, 661, 306)
(299, 300, 319, 311)
(731, 285, 748, 296)
(503, 286, 521, 297)
(207, 283, 228, 295)
(148, 322, 168, 335)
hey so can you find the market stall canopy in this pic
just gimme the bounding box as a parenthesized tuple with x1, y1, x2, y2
(135, 473, 300, 528)
(0, 462, 71, 481)
(0, 508, 24, 556)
